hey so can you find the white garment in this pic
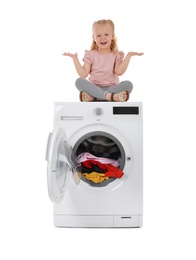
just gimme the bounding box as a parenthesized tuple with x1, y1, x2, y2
(77, 152, 120, 167)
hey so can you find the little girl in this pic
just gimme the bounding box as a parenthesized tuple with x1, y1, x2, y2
(63, 19, 144, 102)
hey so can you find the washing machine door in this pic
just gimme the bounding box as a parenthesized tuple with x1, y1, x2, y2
(46, 127, 81, 203)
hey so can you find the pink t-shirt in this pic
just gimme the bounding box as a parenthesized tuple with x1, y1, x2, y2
(83, 50, 124, 87)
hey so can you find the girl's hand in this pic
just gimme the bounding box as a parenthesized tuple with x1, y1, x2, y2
(62, 52, 78, 59)
(127, 52, 144, 57)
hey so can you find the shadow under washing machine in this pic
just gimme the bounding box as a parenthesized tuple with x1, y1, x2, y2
(46, 101, 143, 227)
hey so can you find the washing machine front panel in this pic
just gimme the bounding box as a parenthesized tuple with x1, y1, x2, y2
(52, 102, 142, 194)
(48, 102, 143, 227)
(46, 127, 81, 203)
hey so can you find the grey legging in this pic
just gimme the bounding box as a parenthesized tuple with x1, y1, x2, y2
(75, 78, 133, 100)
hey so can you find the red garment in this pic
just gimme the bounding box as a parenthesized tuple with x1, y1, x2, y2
(81, 160, 124, 178)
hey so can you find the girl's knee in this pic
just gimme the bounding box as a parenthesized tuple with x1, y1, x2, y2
(75, 77, 85, 90)
(128, 81, 133, 93)
(123, 80, 133, 93)
(75, 77, 82, 86)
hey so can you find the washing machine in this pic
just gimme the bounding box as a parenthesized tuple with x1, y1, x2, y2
(46, 101, 143, 227)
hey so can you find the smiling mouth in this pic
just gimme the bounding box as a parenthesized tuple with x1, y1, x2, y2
(100, 42, 107, 45)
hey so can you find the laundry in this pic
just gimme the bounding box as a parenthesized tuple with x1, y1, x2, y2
(81, 163, 105, 174)
(82, 172, 109, 183)
(78, 152, 120, 167)
(81, 160, 124, 178)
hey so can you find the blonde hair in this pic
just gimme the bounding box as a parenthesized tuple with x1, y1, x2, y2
(90, 19, 119, 53)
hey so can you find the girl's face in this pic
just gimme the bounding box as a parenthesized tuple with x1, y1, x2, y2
(93, 24, 114, 52)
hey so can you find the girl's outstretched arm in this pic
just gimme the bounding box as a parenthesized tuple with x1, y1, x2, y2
(115, 51, 144, 76)
(62, 52, 90, 78)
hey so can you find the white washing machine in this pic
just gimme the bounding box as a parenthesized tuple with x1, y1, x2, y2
(46, 101, 143, 227)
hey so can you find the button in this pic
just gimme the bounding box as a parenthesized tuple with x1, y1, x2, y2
(94, 108, 103, 116)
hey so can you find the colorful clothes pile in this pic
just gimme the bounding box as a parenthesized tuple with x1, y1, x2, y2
(78, 153, 124, 184)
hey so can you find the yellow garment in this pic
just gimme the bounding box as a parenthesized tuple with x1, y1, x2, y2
(82, 172, 109, 183)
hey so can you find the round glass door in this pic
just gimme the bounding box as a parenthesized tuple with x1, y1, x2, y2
(46, 128, 81, 203)
(73, 131, 125, 187)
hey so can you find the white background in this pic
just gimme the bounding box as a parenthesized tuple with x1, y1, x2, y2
(0, 0, 196, 259)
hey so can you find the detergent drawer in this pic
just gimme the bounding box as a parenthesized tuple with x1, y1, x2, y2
(113, 215, 142, 227)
